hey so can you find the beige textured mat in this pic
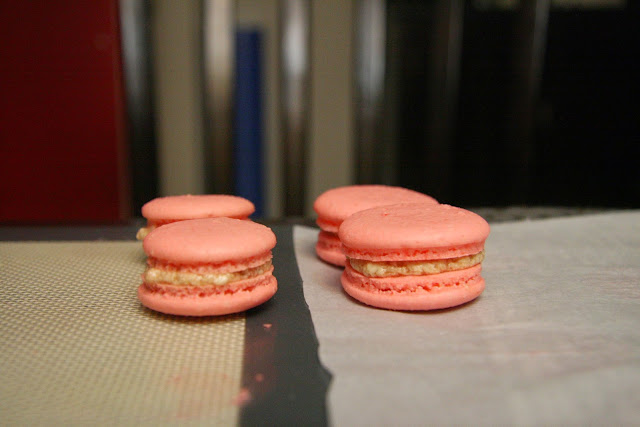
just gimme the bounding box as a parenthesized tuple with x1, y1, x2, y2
(0, 241, 245, 426)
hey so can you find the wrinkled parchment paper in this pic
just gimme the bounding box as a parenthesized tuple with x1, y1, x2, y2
(294, 211, 640, 425)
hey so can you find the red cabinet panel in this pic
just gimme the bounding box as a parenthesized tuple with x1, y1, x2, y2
(0, 0, 129, 222)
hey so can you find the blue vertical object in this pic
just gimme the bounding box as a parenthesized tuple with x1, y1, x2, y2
(234, 30, 264, 218)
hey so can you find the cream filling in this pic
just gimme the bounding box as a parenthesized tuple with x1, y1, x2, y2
(349, 251, 484, 277)
(136, 225, 155, 240)
(143, 261, 272, 286)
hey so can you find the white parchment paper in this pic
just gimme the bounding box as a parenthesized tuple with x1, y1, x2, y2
(294, 211, 640, 426)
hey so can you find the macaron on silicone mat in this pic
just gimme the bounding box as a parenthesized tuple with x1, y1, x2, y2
(139, 218, 278, 316)
(137, 194, 255, 240)
(313, 185, 438, 266)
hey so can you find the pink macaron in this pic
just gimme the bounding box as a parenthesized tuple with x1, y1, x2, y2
(136, 194, 255, 240)
(339, 203, 490, 311)
(313, 185, 438, 266)
(139, 217, 277, 316)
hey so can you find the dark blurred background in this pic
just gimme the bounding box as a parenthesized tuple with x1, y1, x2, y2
(1, 0, 638, 223)
(390, 0, 639, 208)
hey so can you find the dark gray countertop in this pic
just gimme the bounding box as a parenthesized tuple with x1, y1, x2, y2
(0, 207, 614, 241)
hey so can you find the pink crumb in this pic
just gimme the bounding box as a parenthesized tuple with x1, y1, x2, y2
(232, 387, 252, 406)
(255, 373, 264, 382)
(263, 323, 272, 329)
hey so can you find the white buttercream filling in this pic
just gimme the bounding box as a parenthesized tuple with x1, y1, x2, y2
(143, 261, 272, 286)
(349, 251, 484, 277)
(136, 226, 155, 240)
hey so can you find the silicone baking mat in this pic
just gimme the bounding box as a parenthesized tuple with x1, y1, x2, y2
(0, 241, 245, 425)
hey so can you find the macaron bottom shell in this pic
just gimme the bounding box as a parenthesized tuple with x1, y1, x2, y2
(138, 273, 277, 316)
(341, 264, 484, 311)
(316, 231, 346, 267)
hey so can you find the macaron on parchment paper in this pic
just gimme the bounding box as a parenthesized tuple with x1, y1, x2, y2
(338, 203, 490, 311)
(313, 185, 438, 266)
(136, 194, 255, 240)
(138, 217, 277, 316)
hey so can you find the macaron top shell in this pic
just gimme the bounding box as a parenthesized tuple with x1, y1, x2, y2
(313, 185, 437, 231)
(143, 217, 276, 264)
(141, 194, 255, 221)
(339, 203, 490, 260)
